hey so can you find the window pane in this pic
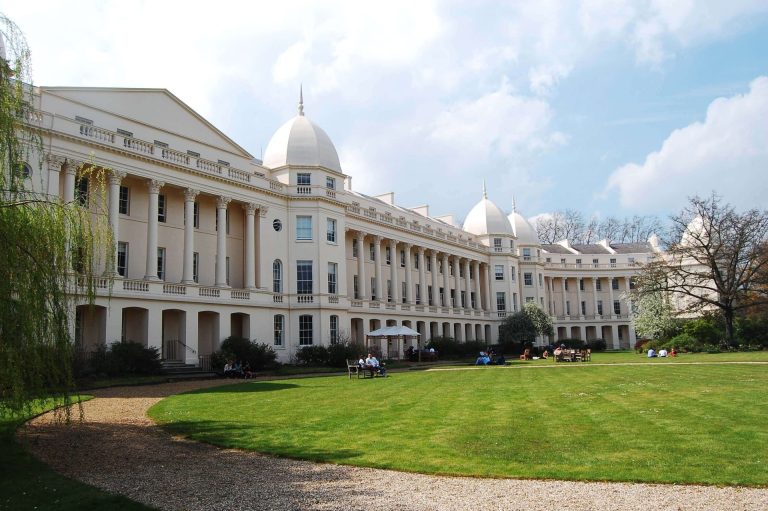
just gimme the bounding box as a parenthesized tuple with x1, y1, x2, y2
(117, 242, 128, 277)
(119, 186, 130, 215)
(297, 216, 312, 240)
(326, 218, 336, 243)
(297, 261, 313, 294)
(273, 315, 284, 346)
(299, 315, 313, 345)
(328, 262, 337, 294)
(273, 260, 282, 293)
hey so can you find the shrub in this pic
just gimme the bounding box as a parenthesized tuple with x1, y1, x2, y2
(295, 345, 329, 366)
(217, 336, 277, 370)
(557, 338, 585, 349)
(682, 317, 721, 345)
(586, 339, 607, 352)
(75, 341, 161, 377)
(426, 336, 461, 358)
(327, 341, 366, 368)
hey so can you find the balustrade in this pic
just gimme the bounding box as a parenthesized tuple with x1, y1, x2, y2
(232, 290, 250, 300)
(163, 283, 186, 295)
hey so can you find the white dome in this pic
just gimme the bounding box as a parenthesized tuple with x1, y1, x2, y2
(263, 114, 342, 173)
(508, 212, 539, 245)
(463, 197, 513, 236)
(681, 215, 707, 247)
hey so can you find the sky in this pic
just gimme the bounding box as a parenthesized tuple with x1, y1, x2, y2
(4, 0, 768, 226)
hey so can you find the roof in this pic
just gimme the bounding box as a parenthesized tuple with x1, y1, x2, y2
(541, 244, 573, 254)
(462, 197, 514, 236)
(611, 242, 655, 254)
(508, 212, 539, 245)
(262, 114, 342, 173)
(571, 244, 611, 254)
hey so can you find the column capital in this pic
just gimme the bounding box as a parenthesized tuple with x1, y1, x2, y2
(356, 230, 367, 240)
(147, 179, 165, 194)
(389, 238, 398, 247)
(402, 242, 412, 249)
(259, 204, 270, 217)
(45, 153, 67, 172)
(108, 170, 127, 186)
(416, 246, 425, 254)
(216, 195, 231, 209)
(373, 235, 382, 243)
(243, 202, 258, 215)
(184, 188, 199, 202)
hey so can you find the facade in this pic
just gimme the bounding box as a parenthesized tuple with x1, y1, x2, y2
(26, 86, 659, 364)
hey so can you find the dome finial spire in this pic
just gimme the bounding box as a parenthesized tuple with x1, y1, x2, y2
(512, 194, 517, 212)
(298, 84, 304, 116)
(482, 179, 487, 199)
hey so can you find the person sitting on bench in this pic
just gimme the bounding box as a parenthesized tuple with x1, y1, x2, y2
(365, 353, 387, 377)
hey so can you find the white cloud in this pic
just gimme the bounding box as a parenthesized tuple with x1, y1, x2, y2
(606, 76, 768, 211)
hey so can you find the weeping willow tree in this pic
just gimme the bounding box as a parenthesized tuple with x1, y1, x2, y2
(0, 14, 108, 415)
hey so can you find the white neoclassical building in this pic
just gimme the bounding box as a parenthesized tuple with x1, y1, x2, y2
(26, 86, 660, 365)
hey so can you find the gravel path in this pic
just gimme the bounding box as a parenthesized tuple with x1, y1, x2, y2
(19, 376, 768, 511)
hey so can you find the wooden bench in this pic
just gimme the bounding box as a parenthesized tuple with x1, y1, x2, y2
(347, 359, 375, 379)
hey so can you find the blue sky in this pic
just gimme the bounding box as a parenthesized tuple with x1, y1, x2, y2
(5, 0, 768, 224)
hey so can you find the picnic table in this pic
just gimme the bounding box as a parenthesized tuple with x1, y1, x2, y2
(554, 349, 591, 362)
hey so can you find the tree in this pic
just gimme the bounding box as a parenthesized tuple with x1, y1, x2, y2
(635, 194, 768, 345)
(536, 210, 661, 245)
(0, 15, 106, 414)
(498, 302, 554, 345)
(629, 289, 677, 341)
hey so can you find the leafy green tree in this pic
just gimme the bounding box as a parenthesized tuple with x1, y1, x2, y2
(524, 302, 554, 339)
(499, 302, 553, 345)
(0, 15, 105, 414)
(629, 290, 677, 341)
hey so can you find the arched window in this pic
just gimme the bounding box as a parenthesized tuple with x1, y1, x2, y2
(272, 260, 282, 293)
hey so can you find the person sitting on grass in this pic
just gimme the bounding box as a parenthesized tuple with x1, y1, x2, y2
(670, 348, 677, 357)
(542, 350, 549, 359)
(475, 351, 491, 365)
(658, 348, 668, 358)
(647, 348, 657, 358)
(366, 353, 387, 377)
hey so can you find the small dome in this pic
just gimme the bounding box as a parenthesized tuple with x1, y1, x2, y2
(463, 197, 513, 236)
(263, 113, 342, 173)
(680, 215, 707, 247)
(508, 212, 539, 245)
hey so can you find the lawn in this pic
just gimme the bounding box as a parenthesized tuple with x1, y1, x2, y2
(0, 399, 156, 511)
(149, 352, 768, 486)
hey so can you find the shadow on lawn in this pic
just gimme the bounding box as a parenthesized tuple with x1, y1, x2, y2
(184, 381, 299, 394)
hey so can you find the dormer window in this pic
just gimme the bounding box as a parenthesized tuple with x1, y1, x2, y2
(523, 248, 531, 261)
(493, 238, 502, 252)
(297, 173, 311, 186)
(326, 176, 335, 189)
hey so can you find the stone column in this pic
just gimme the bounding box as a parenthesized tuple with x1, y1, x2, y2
(576, 277, 583, 318)
(453, 258, 461, 307)
(46, 154, 65, 198)
(215, 196, 231, 287)
(182, 189, 198, 284)
(430, 251, 438, 306)
(608, 277, 615, 319)
(389, 239, 399, 303)
(561, 277, 568, 316)
(593, 277, 600, 317)
(107, 170, 126, 275)
(463, 259, 471, 309)
(404, 243, 413, 304)
(473, 261, 482, 311)
(62, 160, 76, 203)
(373, 236, 383, 301)
(244, 203, 257, 289)
(356, 231, 367, 300)
(256, 205, 269, 288)
(144, 180, 164, 280)
(417, 247, 427, 305)
(625, 276, 637, 345)
(441, 253, 450, 307)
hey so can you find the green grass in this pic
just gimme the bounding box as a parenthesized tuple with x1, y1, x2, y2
(0, 399, 156, 511)
(149, 352, 768, 486)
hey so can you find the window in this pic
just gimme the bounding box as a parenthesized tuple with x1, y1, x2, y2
(296, 216, 312, 240)
(538, 274, 543, 287)
(575, 258, 582, 268)
(226, 257, 230, 286)
(297, 173, 311, 186)
(610, 258, 617, 268)
(385, 246, 391, 265)
(493, 238, 502, 252)
(523, 248, 531, 261)
(327, 262, 338, 294)
(76, 177, 89, 206)
(524, 272, 533, 286)
(157, 247, 166, 280)
(352, 238, 359, 257)
(326, 218, 337, 243)
(459, 265, 464, 278)
(526, 296, 534, 303)
(193, 252, 199, 283)
(414, 255, 419, 269)
(273, 315, 284, 346)
(450, 289, 456, 307)
(119, 186, 130, 215)
(330, 315, 339, 343)
(495, 264, 504, 280)
(371, 277, 377, 300)
(612, 278, 619, 290)
(597, 300, 603, 315)
(438, 260, 443, 274)
(560, 258, 566, 265)
(117, 242, 128, 277)
(579, 279, 584, 291)
(566, 301, 571, 315)
(193, 202, 199, 228)
(565, 279, 569, 291)
(460, 290, 466, 308)
(470, 292, 476, 309)
(326, 176, 335, 189)
(427, 257, 432, 271)
(400, 250, 405, 267)
(596, 279, 602, 291)
(402, 282, 407, 303)
(581, 301, 586, 315)
(593, 258, 599, 268)
(415, 284, 421, 305)
(370, 243, 376, 261)
(630, 278, 636, 290)
(297, 260, 312, 294)
(299, 315, 313, 345)
(428, 285, 433, 306)
(158, 194, 166, 222)
(614, 300, 621, 315)
(273, 260, 282, 293)
(546, 257, 551, 263)
(226, 210, 230, 234)
(512, 293, 518, 312)
(628, 257, 635, 265)
(353, 275, 359, 299)
(439, 287, 445, 306)
(496, 292, 506, 312)
(510, 266, 516, 281)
